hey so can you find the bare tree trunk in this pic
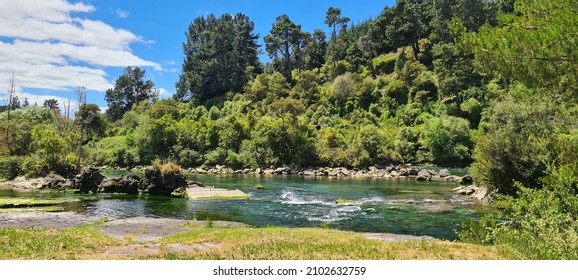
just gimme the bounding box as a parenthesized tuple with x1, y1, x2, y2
(75, 86, 87, 172)
(4, 73, 16, 156)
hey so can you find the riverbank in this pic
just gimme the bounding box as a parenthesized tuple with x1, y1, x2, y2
(0, 212, 503, 260)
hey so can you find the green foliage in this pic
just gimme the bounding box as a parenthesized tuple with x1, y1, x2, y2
(461, 163, 578, 259)
(0, 106, 54, 124)
(372, 53, 397, 75)
(105, 66, 157, 121)
(0, 156, 20, 181)
(175, 13, 261, 103)
(421, 115, 472, 165)
(470, 95, 576, 194)
(26, 124, 77, 177)
(264, 14, 308, 81)
(465, 0, 578, 94)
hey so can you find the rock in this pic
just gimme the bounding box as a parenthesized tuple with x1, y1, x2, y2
(242, 169, 252, 174)
(398, 169, 409, 176)
(255, 168, 262, 174)
(273, 167, 287, 174)
(408, 168, 419, 176)
(143, 167, 187, 195)
(100, 173, 141, 194)
(453, 185, 477, 195)
(171, 187, 188, 198)
(427, 169, 438, 176)
(460, 175, 474, 185)
(74, 167, 104, 194)
(327, 169, 340, 177)
(315, 171, 327, 176)
(263, 169, 274, 175)
(438, 169, 451, 177)
(254, 184, 264, 190)
(0, 175, 73, 190)
(444, 175, 461, 182)
(303, 170, 315, 176)
(415, 169, 432, 181)
(390, 170, 400, 177)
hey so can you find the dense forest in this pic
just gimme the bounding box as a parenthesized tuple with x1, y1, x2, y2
(1, 0, 578, 258)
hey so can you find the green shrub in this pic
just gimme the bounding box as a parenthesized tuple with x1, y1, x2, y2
(421, 115, 472, 165)
(372, 53, 397, 75)
(470, 97, 572, 195)
(0, 156, 20, 181)
(461, 164, 578, 259)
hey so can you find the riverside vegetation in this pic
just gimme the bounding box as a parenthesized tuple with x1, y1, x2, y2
(1, 0, 578, 259)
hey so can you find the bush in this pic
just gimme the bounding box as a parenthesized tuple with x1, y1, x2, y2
(470, 97, 572, 194)
(0, 156, 20, 181)
(421, 115, 472, 165)
(461, 163, 578, 259)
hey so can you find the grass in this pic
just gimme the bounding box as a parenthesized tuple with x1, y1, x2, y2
(0, 220, 121, 260)
(155, 227, 502, 260)
(0, 223, 504, 260)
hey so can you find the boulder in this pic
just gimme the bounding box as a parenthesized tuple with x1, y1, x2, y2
(143, 168, 187, 195)
(438, 169, 451, 178)
(453, 185, 477, 195)
(74, 167, 104, 193)
(255, 168, 262, 174)
(303, 170, 316, 176)
(390, 170, 400, 177)
(416, 169, 432, 181)
(99, 173, 141, 194)
(408, 168, 419, 176)
(444, 175, 461, 182)
(273, 167, 287, 174)
(171, 187, 188, 198)
(263, 169, 274, 175)
(398, 169, 409, 176)
(460, 175, 474, 185)
(41, 173, 73, 190)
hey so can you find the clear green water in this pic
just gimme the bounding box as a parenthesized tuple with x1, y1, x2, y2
(0, 172, 485, 240)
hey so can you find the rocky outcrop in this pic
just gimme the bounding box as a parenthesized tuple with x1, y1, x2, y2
(74, 167, 104, 194)
(142, 168, 187, 195)
(0, 174, 72, 190)
(416, 170, 432, 181)
(453, 184, 494, 202)
(99, 173, 141, 194)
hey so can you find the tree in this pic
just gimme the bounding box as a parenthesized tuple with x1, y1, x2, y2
(43, 99, 60, 112)
(325, 7, 350, 44)
(264, 15, 307, 81)
(175, 13, 261, 103)
(105, 66, 157, 121)
(384, 0, 432, 60)
(304, 29, 327, 70)
(3, 73, 16, 156)
(465, 0, 578, 95)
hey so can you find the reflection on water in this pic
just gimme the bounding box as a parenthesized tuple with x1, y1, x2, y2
(0, 173, 485, 240)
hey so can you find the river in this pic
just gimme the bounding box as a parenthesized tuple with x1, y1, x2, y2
(0, 171, 486, 240)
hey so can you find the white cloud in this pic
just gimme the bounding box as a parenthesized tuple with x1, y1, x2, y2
(0, 0, 159, 98)
(114, 9, 130, 19)
(0, 86, 78, 116)
(157, 88, 173, 97)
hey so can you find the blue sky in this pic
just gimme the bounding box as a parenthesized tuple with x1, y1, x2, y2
(0, 0, 394, 111)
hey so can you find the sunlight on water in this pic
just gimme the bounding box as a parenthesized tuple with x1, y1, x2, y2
(0, 173, 486, 240)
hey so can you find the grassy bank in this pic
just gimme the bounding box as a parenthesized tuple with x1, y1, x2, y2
(0, 224, 503, 260)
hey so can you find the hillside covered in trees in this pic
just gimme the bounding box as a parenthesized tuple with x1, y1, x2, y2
(2, 0, 578, 258)
(2, 0, 577, 195)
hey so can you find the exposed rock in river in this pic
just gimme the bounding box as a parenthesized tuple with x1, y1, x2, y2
(74, 167, 104, 193)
